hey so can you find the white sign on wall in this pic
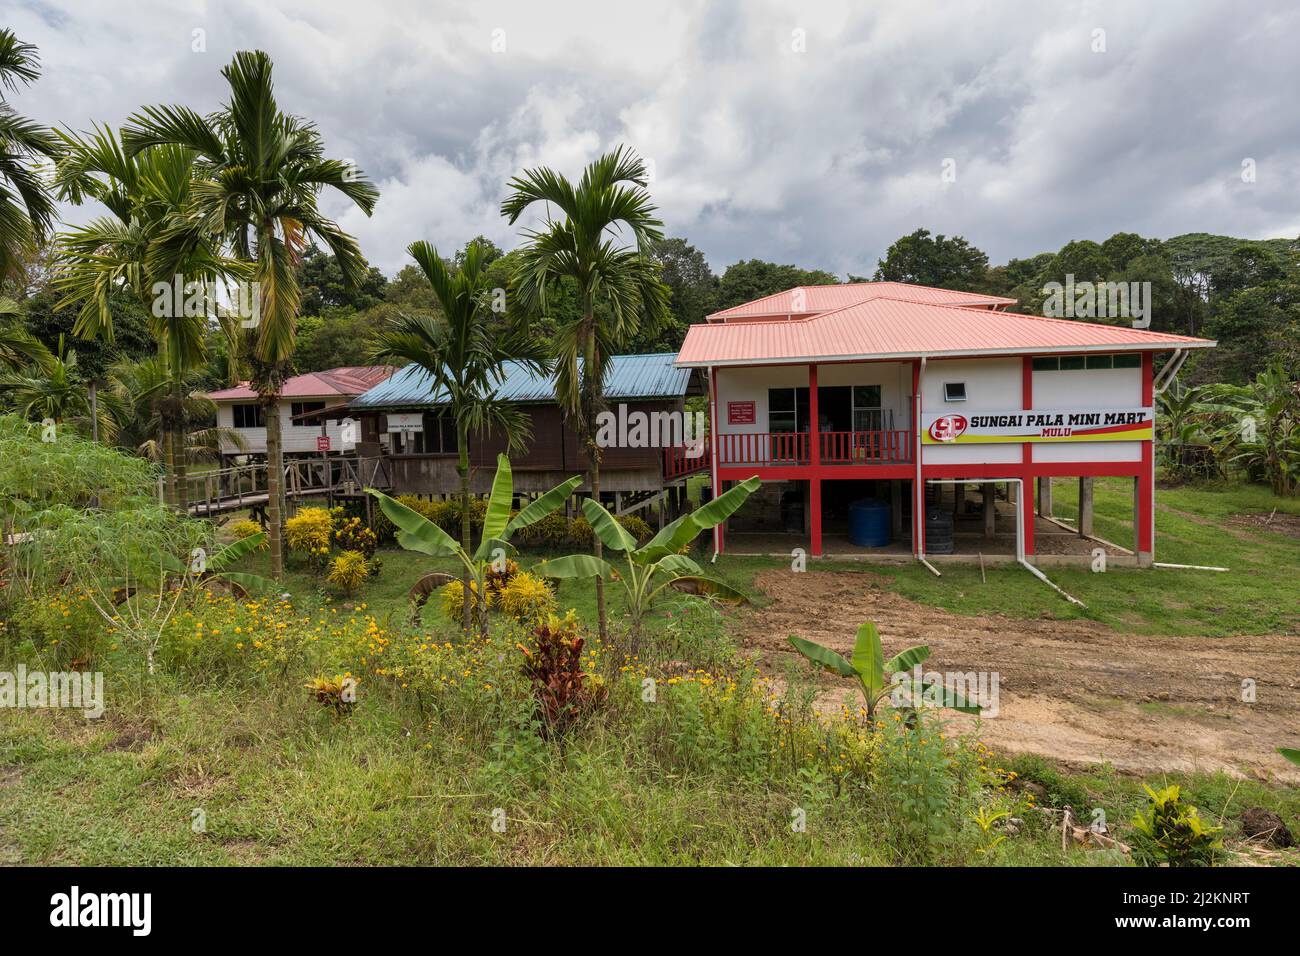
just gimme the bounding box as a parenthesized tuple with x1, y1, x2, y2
(922, 407, 1153, 444)
(386, 412, 424, 434)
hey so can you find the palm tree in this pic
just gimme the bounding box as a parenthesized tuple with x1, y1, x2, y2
(121, 50, 379, 577)
(372, 239, 546, 631)
(0, 296, 53, 372)
(52, 124, 237, 506)
(501, 146, 670, 639)
(0, 335, 121, 439)
(108, 354, 245, 465)
(0, 30, 59, 284)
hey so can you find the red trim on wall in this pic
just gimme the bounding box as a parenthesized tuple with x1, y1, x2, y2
(1139, 441, 1155, 554)
(1021, 355, 1035, 554)
(1139, 352, 1155, 556)
(913, 359, 923, 556)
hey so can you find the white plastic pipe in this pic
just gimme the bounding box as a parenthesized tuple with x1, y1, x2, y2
(924, 477, 1087, 608)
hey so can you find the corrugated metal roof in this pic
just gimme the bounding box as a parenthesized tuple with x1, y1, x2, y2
(706, 282, 1017, 321)
(351, 352, 694, 411)
(678, 298, 1215, 367)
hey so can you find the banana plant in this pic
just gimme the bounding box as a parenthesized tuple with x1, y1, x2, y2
(1280, 747, 1300, 767)
(369, 454, 582, 635)
(533, 476, 760, 645)
(787, 621, 982, 722)
(162, 531, 274, 597)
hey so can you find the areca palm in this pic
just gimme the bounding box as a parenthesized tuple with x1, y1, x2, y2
(108, 354, 245, 465)
(501, 146, 670, 639)
(0, 296, 53, 372)
(121, 50, 379, 577)
(0, 336, 122, 439)
(53, 124, 238, 506)
(372, 239, 547, 632)
(0, 30, 59, 283)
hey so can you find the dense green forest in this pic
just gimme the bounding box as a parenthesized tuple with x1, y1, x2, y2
(9, 227, 1294, 396)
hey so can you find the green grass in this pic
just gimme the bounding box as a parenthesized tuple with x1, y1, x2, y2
(848, 479, 1300, 637)
(251, 477, 1299, 640)
(1003, 751, 1300, 841)
(1, 478, 1296, 866)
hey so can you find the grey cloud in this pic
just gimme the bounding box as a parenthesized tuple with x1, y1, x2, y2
(4, 0, 1296, 278)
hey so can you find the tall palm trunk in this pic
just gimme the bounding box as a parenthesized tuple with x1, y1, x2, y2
(263, 386, 284, 579)
(162, 423, 177, 506)
(457, 419, 473, 634)
(581, 320, 607, 642)
(172, 379, 188, 511)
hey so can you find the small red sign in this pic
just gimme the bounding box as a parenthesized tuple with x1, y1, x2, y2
(316, 435, 332, 452)
(727, 401, 756, 425)
(928, 415, 968, 443)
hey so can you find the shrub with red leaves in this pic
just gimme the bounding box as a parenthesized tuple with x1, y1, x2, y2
(485, 558, 519, 595)
(519, 614, 606, 737)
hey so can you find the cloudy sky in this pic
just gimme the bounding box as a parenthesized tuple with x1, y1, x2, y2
(4, 0, 1299, 279)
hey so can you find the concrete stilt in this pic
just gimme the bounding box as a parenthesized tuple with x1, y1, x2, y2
(1079, 476, 1094, 536)
(982, 483, 995, 538)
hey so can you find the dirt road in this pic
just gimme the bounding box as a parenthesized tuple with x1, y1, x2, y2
(736, 570, 1300, 783)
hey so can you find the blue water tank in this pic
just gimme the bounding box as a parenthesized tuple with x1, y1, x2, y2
(848, 498, 891, 547)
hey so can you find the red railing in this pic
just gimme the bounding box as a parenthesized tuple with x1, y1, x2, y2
(715, 430, 911, 467)
(663, 443, 711, 479)
(820, 429, 912, 463)
(716, 431, 810, 466)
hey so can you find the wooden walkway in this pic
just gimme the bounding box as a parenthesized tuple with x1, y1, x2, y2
(181, 456, 392, 518)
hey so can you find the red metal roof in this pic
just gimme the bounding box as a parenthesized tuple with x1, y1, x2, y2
(678, 296, 1214, 367)
(706, 282, 1016, 321)
(206, 365, 393, 401)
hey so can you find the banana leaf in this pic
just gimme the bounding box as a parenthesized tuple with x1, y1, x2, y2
(787, 635, 856, 677)
(503, 474, 584, 537)
(851, 621, 885, 698)
(666, 575, 748, 603)
(582, 498, 637, 552)
(533, 554, 613, 579)
(478, 454, 514, 549)
(368, 488, 459, 558)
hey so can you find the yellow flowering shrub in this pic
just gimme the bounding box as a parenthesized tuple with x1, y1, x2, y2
(327, 550, 369, 595)
(285, 506, 334, 570)
(229, 519, 266, 545)
(334, 515, 377, 557)
(440, 579, 491, 622)
(497, 571, 556, 624)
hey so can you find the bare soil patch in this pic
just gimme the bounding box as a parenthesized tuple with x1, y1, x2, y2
(736, 569, 1300, 783)
(1227, 511, 1300, 541)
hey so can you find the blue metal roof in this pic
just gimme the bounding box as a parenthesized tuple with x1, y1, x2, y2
(350, 352, 693, 411)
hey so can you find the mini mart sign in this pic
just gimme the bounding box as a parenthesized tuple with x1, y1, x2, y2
(922, 408, 1152, 444)
(386, 412, 424, 434)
